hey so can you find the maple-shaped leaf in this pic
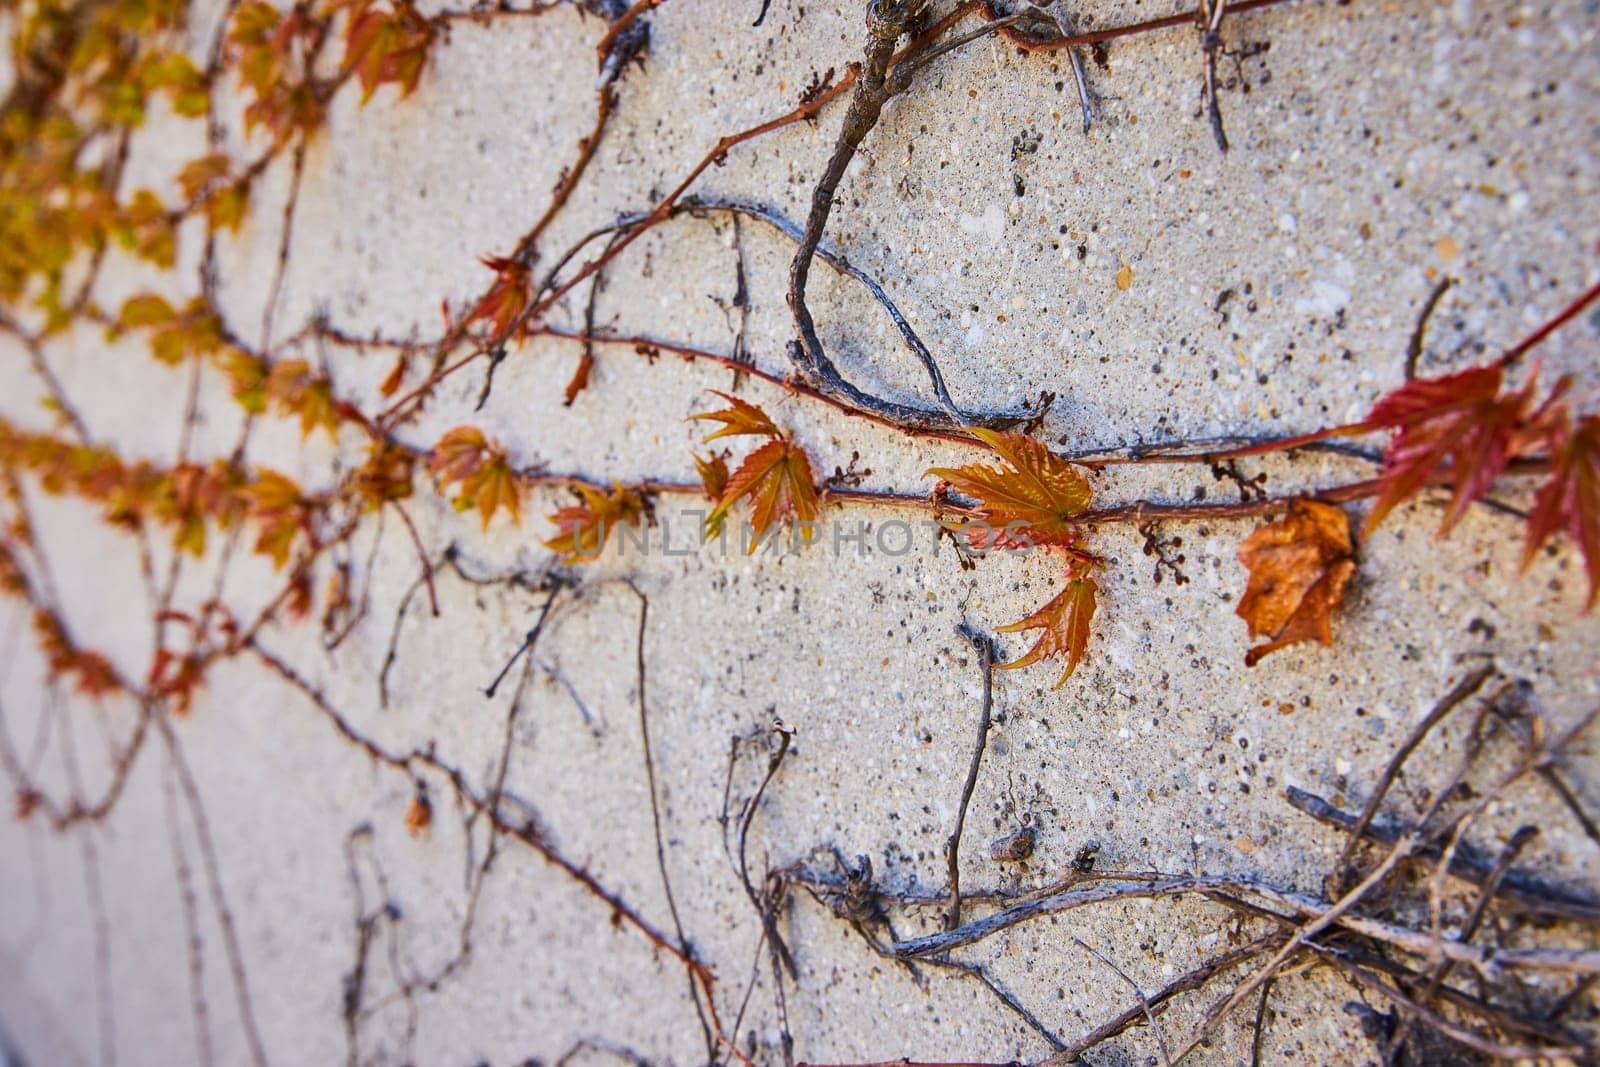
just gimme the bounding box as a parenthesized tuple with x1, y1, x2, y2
(1236, 500, 1356, 667)
(33, 607, 124, 698)
(1361, 365, 1538, 537)
(147, 647, 206, 713)
(176, 153, 231, 202)
(428, 426, 521, 529)
(265, 359, 339, 437)
(926, 428, 1091, 549)
(543, 483, 643, 563)
(343, 1, 435, 104)
(997, 576, 1098, 687)
(694, 452, 729, 501)
(244, 79, 325, 142)
(243, 469, 310, 568)
(350, 442, 415, 509)
(217, 349, 268, 412)
(464, 256, 530, 341)
(206, 180, 251, 233)
(141, 51, 209, 116)
(175, 154, 252, 233)
(61, 648, 121, 698)
(429, 425, 489, 483)
(694, 452, 731, 537)
(690, 392, 781, 441)
(466, 459, 520, 531)
(117, 294, 223, 364)
(227, 0, 285, 94)
(113, 189, 177, 268)
(706, 439, 818, 549)
(1522, 413, 1600, 611)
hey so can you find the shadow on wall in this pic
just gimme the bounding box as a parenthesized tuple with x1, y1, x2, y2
(0, 1017, 21, 1067)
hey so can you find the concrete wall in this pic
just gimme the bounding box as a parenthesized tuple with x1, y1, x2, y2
(2, 0, 1597, 1063)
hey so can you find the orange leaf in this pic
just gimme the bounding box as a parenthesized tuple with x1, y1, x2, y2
(428, 426, 488, 484)
(243, 80, 325, 142)
(465, 455, 520, 530)
(1236, 501, 1356, 667)
(343, 3, 435, 104)
(350, 442, 415, 509)
(378, 354, 408, 397)
(464, 256, 529, 341)
(428, 426, 520, 529)
(1361, 365, 1537, 537)
(706, 439, 818, 549)
(996, 576, 1098, 686)
(176, 153, 231, 202)
(1522, 414, 1600, 611)
(543, 483, 642, 563)
(243, 469, 309, 568)
(15, 788, 40, 821)
(926, 428, 1091, 549)
(694, 452, 729, 501)
(31, 611, 122, 699)
(691, 391, 780, 441)
(265, 359, 339, 437)
(286, 572, 314, 620)
(405, 791, 432, 835)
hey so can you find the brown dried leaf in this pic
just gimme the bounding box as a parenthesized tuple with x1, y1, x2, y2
(1236, 500, 1356, 667)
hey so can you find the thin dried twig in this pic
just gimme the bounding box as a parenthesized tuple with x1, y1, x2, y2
(1283, 786, 1600, 923)
(1330, 664, 1496, 891)
(944, 625, 994, 931)
(1072, 938, 1173, 1066)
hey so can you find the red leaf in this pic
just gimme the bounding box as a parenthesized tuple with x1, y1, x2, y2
(1362, 365, 1537, 537)
(1522, 414, 1600, 611)
(562, 350, 594, 406)
(378, 354, 407, 397)
(464, 256, 530, 341)
(428, 426, 488, 484)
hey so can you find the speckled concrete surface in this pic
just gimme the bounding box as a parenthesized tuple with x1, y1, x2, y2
(2, 0, 1598, 1064)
